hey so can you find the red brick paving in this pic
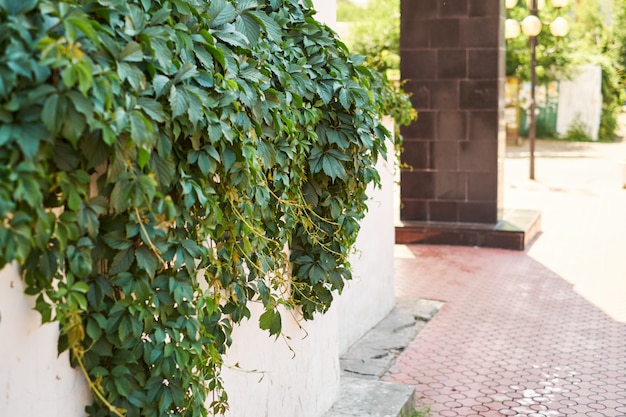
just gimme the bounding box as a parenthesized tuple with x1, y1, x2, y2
(384, 245, 626, 417)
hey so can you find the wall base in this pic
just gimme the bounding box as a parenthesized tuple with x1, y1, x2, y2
(396, 209, 541, 251)
(323, 378, 416, 417)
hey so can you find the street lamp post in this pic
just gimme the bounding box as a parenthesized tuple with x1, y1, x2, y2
(505, 0, 569, 180)
(527, 1, 540, 180)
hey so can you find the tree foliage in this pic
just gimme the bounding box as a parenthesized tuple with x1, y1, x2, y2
(505, 1, 574, 84)
(0, 0, 413, 415)
(336, 0, 415, 155)
(614, 0, 626, 83)
(569, 0, 624, 140)
(337, 0, 400, 74)
(506, 0, 626, 141)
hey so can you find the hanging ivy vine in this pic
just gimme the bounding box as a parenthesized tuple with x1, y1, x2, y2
(0, 0, 415, 415)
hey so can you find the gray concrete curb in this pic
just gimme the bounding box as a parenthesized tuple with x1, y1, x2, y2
(323, 378, 416, 417)
(324, 298, 442, 417)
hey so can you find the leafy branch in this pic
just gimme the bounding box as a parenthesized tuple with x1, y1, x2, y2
(0, 0, 415, 416)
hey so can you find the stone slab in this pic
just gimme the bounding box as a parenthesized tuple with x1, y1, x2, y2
(324, 298, 442, 417)
(323, 378, 416, 417)
(340, 298, 442, 378)
(396, 208, 541, 250)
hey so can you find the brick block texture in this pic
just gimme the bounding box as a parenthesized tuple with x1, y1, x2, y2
(400, 0, 506, 223)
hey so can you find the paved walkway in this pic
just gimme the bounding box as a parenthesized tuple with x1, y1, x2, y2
(385, 136, 626, 416)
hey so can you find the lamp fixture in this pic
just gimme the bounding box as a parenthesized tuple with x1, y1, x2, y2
(505, 19, 521, 40)
(549, 16, 570, 37)
(505, 0, 569, 180)
(505, 0, 518, 9)
(521, 14, 542, 37)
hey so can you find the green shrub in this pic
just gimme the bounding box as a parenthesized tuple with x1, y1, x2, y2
(569, 0, 624, 141)
(0, 0, 413, 415)
(563, 118, 593, 142)
(337, 0, 400, 74)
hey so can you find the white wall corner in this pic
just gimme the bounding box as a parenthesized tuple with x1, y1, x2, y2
(0, 263, 91, 417)
(338, 119, 397, 355)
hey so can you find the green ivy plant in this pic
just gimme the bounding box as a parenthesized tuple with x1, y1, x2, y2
(0, 0, 414, 416)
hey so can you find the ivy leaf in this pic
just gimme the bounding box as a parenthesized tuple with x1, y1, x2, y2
(125, 4, 147, 36)
(197, 152, 216, 176)
(80, 132, 110, 169)
(206, 44, 226, 69)
(74, 61, 94, 95)
(61, 106, 87, 146)
(0, 0, 38, 15)
(172, 61, 198, 84)
(86, 315, 104, 341)
(53, 141, 80, 171)
(194, 48, 215, 72)
(339, 88, 352, 110)
(78, 197, 107, 239)
(0, 124, 14, 147)
(317, 80, 334, 105)
(184, 87, 204, 127)
(127, 391, 148, 408)
(208, 0, 237, 28)
(109, 247, 135, 275)
(65, 14, 100, 45)
(269, 310, 281, 336)
(136, 245, 159, 278)
(101, 124, 116, 145)
(17, 124, 47, 159)
(321, 154, 346, 180)
(56, 212, 80, 251)
(235, 14, 261, 46)
(69, 249, 93, 277)
(248, 10, 282, 41)
(222, 148, 236, 172)
(213, 26, 249, 48)
(169, 86, 188, 118)
(118, 62, 146, 91)
(103, 231, 133, 251)
(130, 111, 155, 148)
(120, 41, 144, 62)
(149, 37, 173, 69)
(237, 0, 258, 10)
(149, 151, 175, 187)
(259, 308, 281, 337)
(138, 97, 166, 123)
(153, 75, 170, 97)
(309, 263, 326, 284)
(137, 148, 150, 169)
(325, 128, 350, 149)
(39, 250, 59, 280)
(302, 182, 319, 207)
(150, 7, 171, 25)
(42, 93, 65, 135)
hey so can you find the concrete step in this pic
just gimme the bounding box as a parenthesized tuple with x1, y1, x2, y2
(323, 377, 416, 417)
(324, 298, 442, 417)
(340, 298, 443, 379)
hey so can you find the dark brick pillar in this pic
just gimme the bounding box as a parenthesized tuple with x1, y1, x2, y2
(399, 0, 505, 224)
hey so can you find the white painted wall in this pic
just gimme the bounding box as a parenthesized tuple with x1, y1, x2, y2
(221, 304, 340, 417)
(338, 121, 396, 354)
(557, 64, 603, 141)
(0, 263, 91, 417)
(312, 0, 337, 28)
